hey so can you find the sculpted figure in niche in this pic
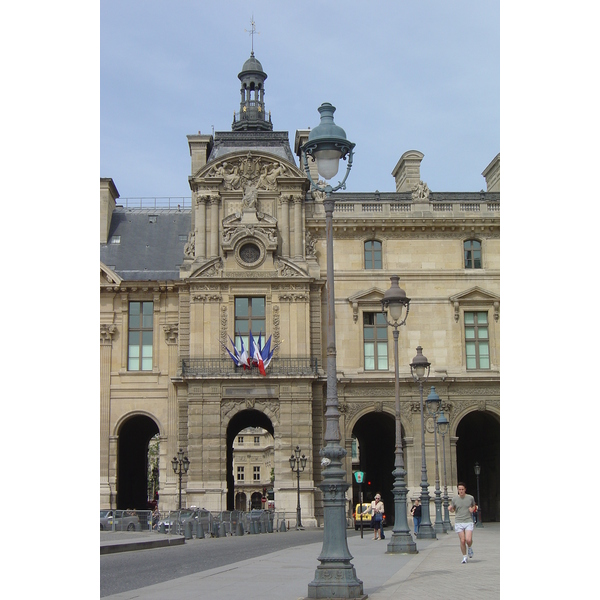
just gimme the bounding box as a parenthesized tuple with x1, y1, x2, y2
(242, 184, 258, 210)
(305, 231, 316, 257)
(183, 231, 195, 257)
(214, 162, 242, 189)
(412, 180, 430, 201)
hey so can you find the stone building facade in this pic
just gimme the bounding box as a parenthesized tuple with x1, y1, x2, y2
(100, 52, 500, 525)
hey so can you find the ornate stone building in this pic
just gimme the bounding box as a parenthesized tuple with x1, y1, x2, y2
(100, 52, 500, 525)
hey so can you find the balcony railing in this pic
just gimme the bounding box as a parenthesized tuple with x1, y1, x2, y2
(180, 357, 319, 378)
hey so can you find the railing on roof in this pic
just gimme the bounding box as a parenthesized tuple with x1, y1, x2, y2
(180, 357, 319, 378)
(118, 197, 192, 210)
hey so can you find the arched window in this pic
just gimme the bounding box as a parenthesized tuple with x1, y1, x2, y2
(464, 240, 482, 269)
(364, 240, 382, 269)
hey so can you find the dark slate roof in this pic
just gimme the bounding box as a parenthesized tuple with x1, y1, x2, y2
(208, 131, 296, 165)
(100, 208, 191, 281)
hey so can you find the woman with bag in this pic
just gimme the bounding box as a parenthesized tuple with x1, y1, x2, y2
(364, 493, 385, 540)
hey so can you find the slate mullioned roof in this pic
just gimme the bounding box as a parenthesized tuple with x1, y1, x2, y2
(100, 208, 191, 281)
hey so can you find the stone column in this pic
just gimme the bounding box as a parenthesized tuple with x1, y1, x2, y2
(163, 324, 180, 510)
(293, 194, 303, 259)
(210, 195, 220, 258)
(195, 194, 208, 260)
(279, 195, 290, 257)
(100, 324, 116, 507)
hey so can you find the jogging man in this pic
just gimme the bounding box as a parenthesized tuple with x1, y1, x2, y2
(449, 482, 478, 564)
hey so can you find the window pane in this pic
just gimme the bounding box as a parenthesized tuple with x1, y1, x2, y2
(479, 355, 490, 369)
(142, 345, 152, 358)
(130, 302, 140, 316)
(375, 313, 387, 326)
(235, 298, 248, 316)
(479, 342, 490, 359)
(129, 313, 140, 329)
(129, 331, 139, 346)
(128, 356, 139, 370)
(465, 327, 475, 340)
(364, 343, 374, 370)
(474, 257, 482, 268)
(477, 312, 488, 324)
(464, 312, 474, 324)
(142, 313, 153, 328)
(374, 256, 382, 269)
(364, 328, 374, 340)
(142, 331, 153, 346)
(251, 298, 265, 316)
(377, 343, 388, 369)
(141, 357, 152, 371)
(363, 313, 375, 325)
(253, 320, 265, 334)
(376, 326, 387, 339)
(478, 327, 489, 339)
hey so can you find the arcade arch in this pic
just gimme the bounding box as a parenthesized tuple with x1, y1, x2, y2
(455, 410, 500, 521)
(351, 411, 400, 525)
(116, 414, 160, 510)
(226, 409, 275, 511)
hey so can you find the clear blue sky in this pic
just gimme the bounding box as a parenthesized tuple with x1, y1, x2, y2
(100, 0, 500, 198)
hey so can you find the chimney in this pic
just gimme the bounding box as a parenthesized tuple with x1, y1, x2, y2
(294, 129, 319, 184)
(392, 150, 424, 192)
(188, 133, 214, 176)
(100, 178, 119, 244)
(482, 153, 500, 192)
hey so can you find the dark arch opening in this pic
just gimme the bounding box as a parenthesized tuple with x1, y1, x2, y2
(226, 409, 274, 511)
(117, 415, 159, 510)
(456, 411, 500, 521)
(352, 412, 398, 525)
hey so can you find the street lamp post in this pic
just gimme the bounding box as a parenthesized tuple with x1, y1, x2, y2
(301, 103, 365, 600)
(425, 386, 446, 534)
(289, 446, 307, 529)
(171, 448, 190, 510)
(436, 409, 452, 531)
(381, 275, 417, 554)
(410, 346, 436, 539)
(474, 462, 483, 528)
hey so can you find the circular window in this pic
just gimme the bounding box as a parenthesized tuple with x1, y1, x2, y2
(239, 242, 261, 264)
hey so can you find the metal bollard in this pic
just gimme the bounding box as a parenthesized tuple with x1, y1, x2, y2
(279, 520, 286, 532)
(236, 522, 244, 536)
(267, 518, 273, 533)
(159, 523, 166, 534)
(184, 521, 193, 539)
(212, 522, 220, 538)
(197, 521, 205, 539)
(220, 523, 227, 537)
(260, 520, 267, 534)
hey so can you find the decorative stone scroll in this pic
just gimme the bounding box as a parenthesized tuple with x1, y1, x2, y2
(100, 324, 116, 345)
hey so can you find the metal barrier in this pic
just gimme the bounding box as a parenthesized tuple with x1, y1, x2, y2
(100, 509, 153, 532)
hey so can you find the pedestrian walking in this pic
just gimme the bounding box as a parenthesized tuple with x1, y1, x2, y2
(410, 498, 421, 537)
(449, 482, 478, 564)
(363, 493, 385, 540)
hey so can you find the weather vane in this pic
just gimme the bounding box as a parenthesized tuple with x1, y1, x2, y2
(245, 16, 259, 55)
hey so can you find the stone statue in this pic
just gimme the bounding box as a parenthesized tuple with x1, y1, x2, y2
(183, 231, 195, 257)
(241, 184, 258, 210)
(412, 180, 430, 201)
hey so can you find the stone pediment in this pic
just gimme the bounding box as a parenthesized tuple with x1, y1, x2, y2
(100, 263, 122, 287)
(347, 288, 386, 323)
(275, 257, 309, 278)
(189, 257, 223, 279)
(449, 286, 500, 322)
(193, 151, 305, 190)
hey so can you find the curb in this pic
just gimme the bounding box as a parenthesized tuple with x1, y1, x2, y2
(100, 535, 186, 555)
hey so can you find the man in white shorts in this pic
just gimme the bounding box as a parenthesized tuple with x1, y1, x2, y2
(449, 482, 478, 564)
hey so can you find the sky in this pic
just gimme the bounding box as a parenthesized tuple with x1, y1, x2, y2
(100, 0, 500, 199)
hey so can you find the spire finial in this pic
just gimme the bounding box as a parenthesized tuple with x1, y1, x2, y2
(245, 16, 259, 56)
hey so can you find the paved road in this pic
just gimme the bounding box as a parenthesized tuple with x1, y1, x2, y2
(101, 529, 326, 597)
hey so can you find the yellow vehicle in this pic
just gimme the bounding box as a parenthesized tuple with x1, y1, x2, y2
(353, 503, 372, 530)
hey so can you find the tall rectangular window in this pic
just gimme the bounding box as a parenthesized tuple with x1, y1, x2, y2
(253, 466, 261, 481)
(128, 301, 153, 371)
(235, 297, 265, 351)
(465, 311, 490, 369)
(237, 466, 245, 481)
(464, 240, 482, 269)
(364, 240, 382, 269)
(363, 312, 388, 370)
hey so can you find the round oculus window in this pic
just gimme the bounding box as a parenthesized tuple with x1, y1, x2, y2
(239, 242, 261, 264)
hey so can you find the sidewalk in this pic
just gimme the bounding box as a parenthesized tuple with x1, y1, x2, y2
(102, 524, 499, 599)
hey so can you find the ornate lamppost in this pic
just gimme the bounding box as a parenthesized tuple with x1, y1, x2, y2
(410, 346, 436, 539)
(289, 446, 307, 530)
(381, 275, 416, 554)
(474, 462, 483, 527)
(301, 103, 364, 599)
(436, 409, 452, 531)
(425, 386, 446, 534)
(171, 448, 190, 510)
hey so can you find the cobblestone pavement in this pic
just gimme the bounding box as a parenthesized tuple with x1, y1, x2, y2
(102, 523, 499, 600)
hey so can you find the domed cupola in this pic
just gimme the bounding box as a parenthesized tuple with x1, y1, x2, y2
(232, 52, 273, 131)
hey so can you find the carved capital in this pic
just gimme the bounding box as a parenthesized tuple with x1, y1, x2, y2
(163, 324, 178, 345)
(100, 324, 117, 345)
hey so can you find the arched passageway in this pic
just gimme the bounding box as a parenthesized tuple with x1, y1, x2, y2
(455, 411, 500, 521)
(226, 409, 274, 511)
(352, 412, 398, 525)
(117, 415, 159, 510)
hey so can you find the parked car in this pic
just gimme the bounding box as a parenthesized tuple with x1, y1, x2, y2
(158, 508, 210, 534)
(353, 503, 386, 530)
(100, 509, 140, 531)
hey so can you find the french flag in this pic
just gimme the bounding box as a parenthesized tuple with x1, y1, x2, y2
(252, 331, 266, 376)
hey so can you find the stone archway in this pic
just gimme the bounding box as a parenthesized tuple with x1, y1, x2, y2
(116, 414, 159, 510)
(226, 409, 275, 511)
(351, 411, 399, 525)
(455, 410, 500, 522)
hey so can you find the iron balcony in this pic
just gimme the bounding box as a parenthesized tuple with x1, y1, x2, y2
(180, 357, 319, 378)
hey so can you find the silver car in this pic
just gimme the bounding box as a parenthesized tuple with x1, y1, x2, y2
(100, 509, 140, 531)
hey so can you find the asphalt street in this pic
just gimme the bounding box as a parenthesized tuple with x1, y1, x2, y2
(101, 528, 327, 597)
